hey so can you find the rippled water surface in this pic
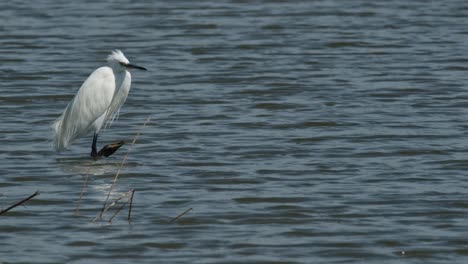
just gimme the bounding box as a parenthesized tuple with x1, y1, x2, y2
(2, 1, 468, 263)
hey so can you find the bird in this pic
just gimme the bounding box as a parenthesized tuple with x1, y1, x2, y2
(53, 50, 147, 157)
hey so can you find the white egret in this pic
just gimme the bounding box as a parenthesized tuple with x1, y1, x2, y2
(53, 50, 147, 157)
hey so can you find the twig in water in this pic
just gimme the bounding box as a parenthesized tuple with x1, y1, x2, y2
(107, 189, 135, 223)
(92, 189, 133, 222)
(108, 200, 129, 223)
(75, 164, 92, 215)
(96, 116, 151, 222)
(128, 189, 135, 222)
(0, 191, 40, 216)
(169, 208, 193, 223)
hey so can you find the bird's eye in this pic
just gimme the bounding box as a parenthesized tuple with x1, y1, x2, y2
(119, 62, 126, 66)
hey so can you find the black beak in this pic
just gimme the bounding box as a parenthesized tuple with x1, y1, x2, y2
(125, 63, 147, 71)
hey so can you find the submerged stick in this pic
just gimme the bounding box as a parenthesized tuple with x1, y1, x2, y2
(108, 201, 129, 223)
(92, 189, 133, 222)
(107, 189, 135, 223)
(0, 191, 40, 216)
(75, 164, 92, 215)
(169, 208, 193, 223)
(128, 189, 135, 222)
(75, 174, 89, 215)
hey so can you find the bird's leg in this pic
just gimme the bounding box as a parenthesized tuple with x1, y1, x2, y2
(91, 133, 98, 158)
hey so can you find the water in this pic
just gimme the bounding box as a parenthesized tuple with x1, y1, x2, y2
(1, 0, 468, 263)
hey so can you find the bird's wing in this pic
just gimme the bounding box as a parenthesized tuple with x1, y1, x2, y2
(53, 67, 116, 150)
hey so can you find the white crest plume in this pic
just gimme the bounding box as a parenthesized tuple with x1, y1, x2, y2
(107, 49, 129, 64)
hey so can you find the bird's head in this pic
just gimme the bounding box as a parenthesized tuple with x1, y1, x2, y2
(107, 50, 147, 71)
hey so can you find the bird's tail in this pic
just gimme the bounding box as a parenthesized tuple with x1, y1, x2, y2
(53, 115, 69, 151)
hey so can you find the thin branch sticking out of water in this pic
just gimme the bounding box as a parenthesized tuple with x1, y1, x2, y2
(107, 189, 135, 223)
(94, 116, 151, 222)
(169, 208, 193, 223)
(128, 189, 135, 222)
(108, 202, 128, 223)
(0, 191, 40, 216)
(75, 164, 92, 215)
(91, 189, 135, 223)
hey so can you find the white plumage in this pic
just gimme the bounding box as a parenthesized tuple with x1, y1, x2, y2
(53, 50, 147, 157)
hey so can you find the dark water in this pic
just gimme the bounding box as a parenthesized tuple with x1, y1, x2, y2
(2, 0, 468, 263)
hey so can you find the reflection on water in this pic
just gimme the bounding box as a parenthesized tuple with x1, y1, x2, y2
(56, 156, 121, 176)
